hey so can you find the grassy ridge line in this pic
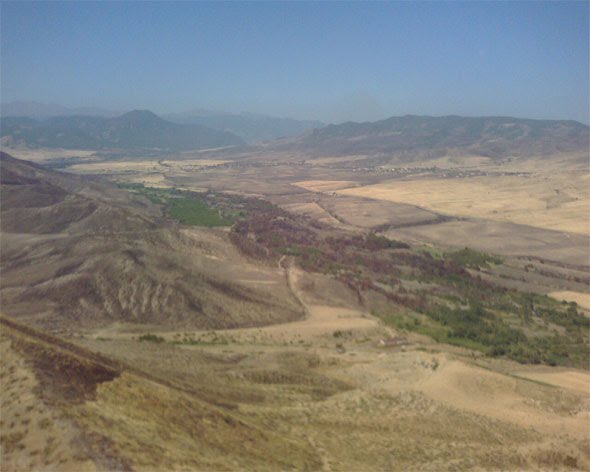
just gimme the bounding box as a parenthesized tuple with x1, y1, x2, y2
(0, 315, 123, 373)
(0, 315, 239, 409)
(1, 316, 323, 470)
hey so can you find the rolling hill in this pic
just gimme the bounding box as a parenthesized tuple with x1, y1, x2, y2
(280, 114, 590, 159)
(0, 110, 245, 151)
(0, 152, 301, 332)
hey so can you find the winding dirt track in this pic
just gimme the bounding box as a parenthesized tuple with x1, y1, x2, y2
(256, 256, 379, 340)
(278, 255, 307, 315)
(89, 256, 379, 343)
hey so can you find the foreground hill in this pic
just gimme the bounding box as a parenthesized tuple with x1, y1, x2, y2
(0, 110, 245, 151)
(280, 114, 589, 159)
(0, 152, 300, 331)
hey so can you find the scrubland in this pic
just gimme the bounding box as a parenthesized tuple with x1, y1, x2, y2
(1, 148, 589, 471)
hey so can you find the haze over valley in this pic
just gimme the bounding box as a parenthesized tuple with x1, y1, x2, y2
(1, 2, 589, 471)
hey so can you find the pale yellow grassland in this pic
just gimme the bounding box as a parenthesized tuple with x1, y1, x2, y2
(549, 291, 590, 311)
(337, 173, 590, 234)
(293, 180, 357, 192)
(4, 148, 97, 162)
(68, 159, 231, 174)
(513, 369, 590, 395)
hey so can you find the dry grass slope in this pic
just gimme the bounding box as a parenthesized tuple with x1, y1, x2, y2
(0, 152, 303, 331)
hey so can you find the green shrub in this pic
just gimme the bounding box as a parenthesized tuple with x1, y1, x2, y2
(138, 333, 165, 343)
(445, 248, 503, 269)
(167, 198, 230, 227)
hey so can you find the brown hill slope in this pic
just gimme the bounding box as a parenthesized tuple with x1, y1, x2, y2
(0, 152, 302, 331)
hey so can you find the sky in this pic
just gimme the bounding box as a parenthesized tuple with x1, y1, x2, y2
(1, 1, 588, 124)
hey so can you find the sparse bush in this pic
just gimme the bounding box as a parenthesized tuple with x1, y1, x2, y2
(1, 431, 26, 452)
(445, 248, 503, 269)
(138, 333, 165, 343)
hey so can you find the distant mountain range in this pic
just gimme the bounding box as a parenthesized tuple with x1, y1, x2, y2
(2, 104, 587, 158)
(0, 101, 121, 119)
(0, 110, 244, 151)
(164, 110, 324, 143)
(1, 101, 324, 144)
(282, 115, 590, 159)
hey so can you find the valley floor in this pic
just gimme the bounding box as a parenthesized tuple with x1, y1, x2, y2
(1, 149, 589, 471)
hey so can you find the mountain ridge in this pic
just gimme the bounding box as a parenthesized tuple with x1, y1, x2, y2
(0, 101, 121, 118)
(1, 101, 325, 144)
(0, 110, 245, 151)
(279, 114, 590, 159)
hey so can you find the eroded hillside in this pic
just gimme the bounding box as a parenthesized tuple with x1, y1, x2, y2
(0, 152, 302, 332)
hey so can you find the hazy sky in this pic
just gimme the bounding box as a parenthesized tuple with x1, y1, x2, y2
(1, 1, 588, 124)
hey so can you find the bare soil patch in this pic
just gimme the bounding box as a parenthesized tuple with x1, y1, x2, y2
(550, 291, 590, 311)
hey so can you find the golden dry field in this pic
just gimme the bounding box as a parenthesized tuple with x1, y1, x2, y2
(5, 148, 98, 163)
(293, 180, 358, 192)
(337, 172, 589, 235)
(67, 158, 231, 174)
(383, 218, 589, 267)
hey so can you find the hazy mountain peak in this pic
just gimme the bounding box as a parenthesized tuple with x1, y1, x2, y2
(112, 110, 165, 127)
(119, 109, 161, 120)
